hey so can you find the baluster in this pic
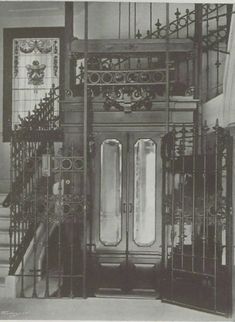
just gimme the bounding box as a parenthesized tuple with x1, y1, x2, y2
(179, 126, 186, 269)
(215, 4, 220, 96)
(213, 119, 219, 311)
(170, 125, 176, 299)
(206, 5, 210, 100)
(118, 2, 121, 39)
(136, 29, 142, 39)
(175, 8, 181, 38)
(202, 121, 209, 273)
(20, 142, 26, 298)
(186, 9, 189, 38)
(134, 2, 136, 39)
(9, 136, 13, 273)
(155, 19, 161, 39)
(57, 164, 62, 298)
(191, 122, 198, 273)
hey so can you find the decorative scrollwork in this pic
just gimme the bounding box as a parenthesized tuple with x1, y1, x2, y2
(87, 69, 171, 86)
(19, 39, 53, 54)
(103, 87, 153, 112)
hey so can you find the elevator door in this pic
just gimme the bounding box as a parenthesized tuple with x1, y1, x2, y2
(91, 132, 162, 295)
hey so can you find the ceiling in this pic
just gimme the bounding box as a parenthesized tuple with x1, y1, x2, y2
(0, 1, 65, 17)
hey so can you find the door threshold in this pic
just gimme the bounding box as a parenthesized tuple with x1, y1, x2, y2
(95, 289, 160, 300)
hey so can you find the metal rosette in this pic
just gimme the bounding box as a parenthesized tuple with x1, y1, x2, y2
(37, 194, 84, 224)
(61, 194, 84, 222)
(53, 156, 84, 172)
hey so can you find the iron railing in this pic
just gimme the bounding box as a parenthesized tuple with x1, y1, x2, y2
(9, 85, 62, 275)
(161, 120, 232, 316)
(73, 4, 231, 102)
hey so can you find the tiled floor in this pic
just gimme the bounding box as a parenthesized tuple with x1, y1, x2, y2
(0, 297, 232, 321)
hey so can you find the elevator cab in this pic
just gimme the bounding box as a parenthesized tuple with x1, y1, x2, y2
(90, 130, 162, 296)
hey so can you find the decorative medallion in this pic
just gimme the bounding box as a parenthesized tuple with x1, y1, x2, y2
(26, 60, 46, 86)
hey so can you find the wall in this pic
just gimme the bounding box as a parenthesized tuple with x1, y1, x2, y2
(73, 2, 194, 40)
(0, 2, 65, 192)
(202, 93, 224, 128)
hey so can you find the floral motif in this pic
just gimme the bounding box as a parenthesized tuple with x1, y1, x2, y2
(19, 39, 53, 54)
(26, 60, 46, 86)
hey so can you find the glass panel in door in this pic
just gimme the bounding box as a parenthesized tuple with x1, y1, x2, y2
(134, 139, 156, 246)
(100, 139, 122, 246)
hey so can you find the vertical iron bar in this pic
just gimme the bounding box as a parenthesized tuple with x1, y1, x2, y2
(150, 3, 152, 35)
(206, 5, 209, 101)
(180, 127, 186, 269)
(166, 3, 170, 132)
(191, 123, 197, 272)
(195, 4, 203, 103)
(70, 213, 75, 298)
(170, 126, 176, 300)
(176, 8, 179, 38)
(20, 142, 26, 298)
(216, 5, 220, 96)
(70, 146, 75, 298)
(44, 145, 50, 298)
(32, 146, 38, 298)
(83, 1, 88, 298)
(119, 2, 121, 39)
(186, 53, 189, 89)
(134, 3, 136, 38)
(161, 140, 166, 271)
(57, 161, 62, 298)
(186, 9, 189, 38)
(9, 135, 13, 272)
(148, 3, 153, 67)
(226, 132, 233, 317)
(202, 122, 207, 273)
(64, 2, 74, 94)
(214, 120, 219, 311)
(128, 2, 131, 68)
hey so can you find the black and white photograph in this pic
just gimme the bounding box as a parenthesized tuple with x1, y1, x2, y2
(0, 0, 234, 321)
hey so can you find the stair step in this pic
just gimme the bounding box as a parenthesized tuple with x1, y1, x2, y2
(0, 261, 9, 277)
(0, 245, 10, 261)
(0, 206, 10, 217)
(0, 216, 10, 229)
(0, 230, 9, 244)
(0, 277, 5, 286)
(0, 194, 7, 205)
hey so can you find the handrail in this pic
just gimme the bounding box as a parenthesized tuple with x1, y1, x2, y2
(144, 4, 226, 39)
(9, 84, 63, 275)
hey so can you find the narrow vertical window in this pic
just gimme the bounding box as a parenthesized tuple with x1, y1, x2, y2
(12, 38, 60, 128)
(100, 139, 122, 246)
(134, 139, 156, 246)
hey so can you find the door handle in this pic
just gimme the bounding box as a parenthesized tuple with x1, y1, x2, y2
(129, 203, 133, 213)
(122, 203, 127, 213)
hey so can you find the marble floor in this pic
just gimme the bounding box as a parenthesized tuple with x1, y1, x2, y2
(0, 297, 232, 321)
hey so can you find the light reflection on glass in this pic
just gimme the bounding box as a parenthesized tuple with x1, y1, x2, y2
(134, 139, 156, 246)
(100, 139, 122, 245)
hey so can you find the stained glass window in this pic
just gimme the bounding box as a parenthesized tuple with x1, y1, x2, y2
(12, 38, 60, 128)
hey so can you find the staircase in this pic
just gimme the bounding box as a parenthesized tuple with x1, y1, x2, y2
(0, 193, 10, 297)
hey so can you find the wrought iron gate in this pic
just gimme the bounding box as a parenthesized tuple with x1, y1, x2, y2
(10, 143, 86, 298)
(161, 121, 233, 316)
(9, 87, 87, 298)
